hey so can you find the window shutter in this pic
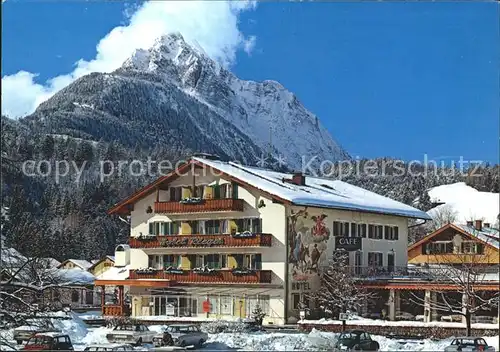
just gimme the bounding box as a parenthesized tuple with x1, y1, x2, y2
(394, 226, 399, 240)
(149, 223, 154, 235)
(351, 223, 357, 238)
(384, 226, 390, 240)
(232, 183, 239, 199)
(213, 185, 221, 199)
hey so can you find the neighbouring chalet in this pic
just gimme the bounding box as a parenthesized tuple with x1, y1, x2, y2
(408, 220, 499, 265)
(404, 221, 499, 324)
(58, 259, 93, 271)
(88, 256, 115, 277)
(98, 155, 439, 324)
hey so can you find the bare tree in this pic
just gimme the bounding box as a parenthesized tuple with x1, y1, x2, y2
(408, 234, 499, 335)
(427, 205, 458, 232)
(306, 251, 377, 318)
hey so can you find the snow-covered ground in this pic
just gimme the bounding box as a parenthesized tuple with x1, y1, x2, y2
(1, 313, 498, 351)
(426, 182, 499, 226)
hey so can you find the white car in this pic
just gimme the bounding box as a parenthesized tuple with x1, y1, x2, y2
(105, 324, 156, 345)
(153, 324, 208, 348)
(83, 343, 135, 351)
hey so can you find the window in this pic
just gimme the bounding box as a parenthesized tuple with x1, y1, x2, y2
(384, 226, 399, 240)
(71, 290, 79, 303)
(354, 251, 363, 275)
(193, 185, 204, 198)
(375, 225, 383, 239)
(358, 224, 367, 238)
(350, 223, 357, 238)
(170, 186, 182, 201)
(368, 252, 383, 267)
(220, 296, 232, 315)
(205, 220, 220, 234)
(236, 218, 262, 233)
(149, 222, 179, 235)
(292, 293, 301, 310)
(163, 255, 179, 268)
(368, 224, 375, 239)
(461, 241, 483, 254)
(333, 221, 349, 236)
(243, 254, 262, 269)
(205, 254, 220, 269)
(207, 296, 218, 313)
(247, 295, 270, 315)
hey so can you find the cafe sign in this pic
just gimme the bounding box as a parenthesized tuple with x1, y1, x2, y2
(159, 236, 225, 247)
(335, 236, 362, 251)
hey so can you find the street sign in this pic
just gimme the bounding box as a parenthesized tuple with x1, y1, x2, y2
(335, 236, 362, 251)
(202, 300, 211, 313)
(339, 313, 349, 321)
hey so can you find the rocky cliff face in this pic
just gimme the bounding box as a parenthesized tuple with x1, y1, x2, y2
(25, 33, 349, 168)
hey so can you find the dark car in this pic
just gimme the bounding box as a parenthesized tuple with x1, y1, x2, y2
(334, 330, 380, 351)
(444, 337, 495, 352)
(22, 332, 74, 351)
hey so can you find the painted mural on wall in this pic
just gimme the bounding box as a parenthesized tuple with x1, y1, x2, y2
(288, 207, 331, 281)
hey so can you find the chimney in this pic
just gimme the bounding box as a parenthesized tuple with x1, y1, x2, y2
(484, 223, 490, 228)
(474, 220, 482, 231)
(291, 172, 306, 186)
(466, 220, 473, 227)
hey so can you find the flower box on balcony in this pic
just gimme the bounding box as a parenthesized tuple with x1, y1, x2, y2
(192, 267, 217, 275)
(231, 231, 256, 239)
(179, 197, 203, 205)
(164, 267, 185, 275)
(136, 268, 157, 275)
(231, 268, 256, 276)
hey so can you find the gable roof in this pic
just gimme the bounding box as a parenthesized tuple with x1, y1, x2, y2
(88, 256, 115, 271)
(108, 157, 431, 220)
(408, 223, 500, 251)
(58, 259, 93, 270)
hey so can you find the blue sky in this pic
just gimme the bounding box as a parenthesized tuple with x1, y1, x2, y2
(2, 1, 499, 164)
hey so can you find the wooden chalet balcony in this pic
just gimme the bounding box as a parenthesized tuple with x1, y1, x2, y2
(128, 269, 273, 284)
(129, 233, 273, 249)
(154, 199, 244, 214)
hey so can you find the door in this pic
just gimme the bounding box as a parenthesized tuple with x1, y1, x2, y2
(387, 252, 395, 273)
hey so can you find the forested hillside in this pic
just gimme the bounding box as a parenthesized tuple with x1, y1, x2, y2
(1, 115, 498, 260)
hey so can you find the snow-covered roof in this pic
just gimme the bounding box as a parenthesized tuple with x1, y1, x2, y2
(193, 158, 431, 220)
(30, 257, 61, 269)
(426, 182, 499, 225)
(59, 259, 93, 270)
(96, 265, 130, 281)
(51, 268, 95, 285)
(454, 223, 499, 250)
(1, 247, 28, 268)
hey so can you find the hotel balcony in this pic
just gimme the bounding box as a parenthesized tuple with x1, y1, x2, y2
(128, 268, 273, 284)
(129, 233, 273, 249)
(154, 199, 244, 214)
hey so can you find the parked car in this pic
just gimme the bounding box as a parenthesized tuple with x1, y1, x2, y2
(105, 323, 156, 345)
(334, 330, 380, 351)
(394, 312, 415, 321)
(444, 337, 495, 352)
(14, 325, 61, 345)
(22, 332, 73, 351)
(153, 324, 208, 348)
(83, 343, 135, 351)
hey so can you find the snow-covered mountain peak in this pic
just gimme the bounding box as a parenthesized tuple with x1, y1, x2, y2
(33, 33, 350, 170)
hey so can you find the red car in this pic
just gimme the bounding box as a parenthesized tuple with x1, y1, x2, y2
(22, 332, 74, 351)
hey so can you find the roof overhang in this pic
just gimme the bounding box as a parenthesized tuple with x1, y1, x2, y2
(408, 223, 499, 252)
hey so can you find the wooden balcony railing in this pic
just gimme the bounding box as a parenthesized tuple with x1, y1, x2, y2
(128, 233, 273, 248)
(128, 269, 273, 284)
(154, 199, 244, 214)
(102, 305, 124, 316)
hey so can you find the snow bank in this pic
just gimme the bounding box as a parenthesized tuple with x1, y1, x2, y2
(426, 182, 499, 225)
(299, 318, 500, 330)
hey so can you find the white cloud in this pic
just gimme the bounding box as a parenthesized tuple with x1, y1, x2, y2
(1, 1, 257, 118)
(243, 35, 257, 55)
